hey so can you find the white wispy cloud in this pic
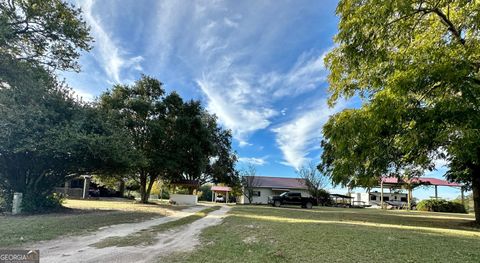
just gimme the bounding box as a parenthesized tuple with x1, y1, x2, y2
(272, 100, 350, 169)
(143, 1, 331, 146)
(260, 50, 329, 98)
(224, 17, 239, 28)
(80, 0, 143, 83)
(71, 87, 95, 102)
(193, 42, 330, 145)
(238, 157, 268, 166)
(196, 76, 277, 142)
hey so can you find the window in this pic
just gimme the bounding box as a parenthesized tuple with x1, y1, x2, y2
(383, 196, 390, 201)
(370, 195, 377, 201)
(253, 191, 261, 197)
(400, 197, 407, 202)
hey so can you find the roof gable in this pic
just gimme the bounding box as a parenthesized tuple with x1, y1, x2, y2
(246, 176, 308, 189)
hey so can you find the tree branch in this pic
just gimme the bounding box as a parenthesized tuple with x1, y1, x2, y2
(430, 7, 465, 45)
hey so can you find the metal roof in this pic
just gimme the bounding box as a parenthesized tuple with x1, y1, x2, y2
(330, 194, 353, 199)
(244, 176, 308, 189)
(381, 177, 462, 187)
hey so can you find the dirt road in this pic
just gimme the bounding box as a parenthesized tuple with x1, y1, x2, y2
(36, 205, 231, 263)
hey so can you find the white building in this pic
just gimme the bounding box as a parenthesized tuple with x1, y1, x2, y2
(238, 176, 310, 204)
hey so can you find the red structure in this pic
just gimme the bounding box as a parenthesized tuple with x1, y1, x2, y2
(211, 186, 232, 203)
(378, 177, 465, 209)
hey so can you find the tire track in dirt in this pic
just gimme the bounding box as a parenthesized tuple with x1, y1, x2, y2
(36, 205, 230, 263)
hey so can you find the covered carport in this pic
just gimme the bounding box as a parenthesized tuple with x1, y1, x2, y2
(330, 194, 354, 207)
(211, 186, 232, 203)
(379, 177, 465, 209)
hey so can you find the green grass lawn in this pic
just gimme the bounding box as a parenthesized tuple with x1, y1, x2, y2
(163, 206, 480, 263)
(0, 198, 181, 247)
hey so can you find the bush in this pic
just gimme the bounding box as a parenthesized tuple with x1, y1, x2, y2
(317, 189, 333, 206)
(0, 188, 12, 213)
(417, 199, 466, 213)
(21, 192, 65, 213)
(198, 185, 213, 201)
(159, 190, 170, 199)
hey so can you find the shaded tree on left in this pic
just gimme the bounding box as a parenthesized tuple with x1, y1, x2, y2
(0, 57, 135, 212)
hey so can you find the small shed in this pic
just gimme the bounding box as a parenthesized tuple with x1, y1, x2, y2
(169, 179, 200, 205)
(211, 186, 232, 203)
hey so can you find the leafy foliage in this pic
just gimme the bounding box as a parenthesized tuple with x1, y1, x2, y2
(99, 75, 239, 201)
(198, 184, 213, 201)
(0, 187, 12, 212)
(316, 189, 333, 206)
(321, 0, 480, 222)
(417, 199, 466, 214)
(99, 75, 171, 203)
(0, 0, 92, 71)
(166, 100, 239, 193)
(0, 57, 133, 212)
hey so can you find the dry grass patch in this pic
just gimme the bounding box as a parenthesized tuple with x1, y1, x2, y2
(64, 198, 187, 214)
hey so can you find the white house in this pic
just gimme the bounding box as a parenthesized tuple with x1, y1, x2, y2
(238, 176, 310, 204)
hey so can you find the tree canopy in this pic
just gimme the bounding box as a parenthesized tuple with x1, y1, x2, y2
(320, 0, 480, 222)
(99, 75, 239, 201)
(99, 75, 170, 203)
(0, 0, 92, 71)
(0, 57, 133, 211)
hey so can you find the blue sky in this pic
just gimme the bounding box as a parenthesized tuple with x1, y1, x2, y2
(63, 0, 466, 200)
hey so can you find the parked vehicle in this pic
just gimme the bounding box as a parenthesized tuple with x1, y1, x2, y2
(215, 195, 225, 202)
(268, 192, 318, 209)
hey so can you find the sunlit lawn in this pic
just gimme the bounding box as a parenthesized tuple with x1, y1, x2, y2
(0, 198, 184, 247)
(63, 198, 187, 213)
(164, 205, 480, 263)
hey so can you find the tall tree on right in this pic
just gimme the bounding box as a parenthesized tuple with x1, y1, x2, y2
(320, 1, 480, 223)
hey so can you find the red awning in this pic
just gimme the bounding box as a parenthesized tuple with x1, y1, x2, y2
(381, 177, 462, 187)
(211, 186, 232, 192)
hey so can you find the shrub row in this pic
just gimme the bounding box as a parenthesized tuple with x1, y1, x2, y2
(417, 199, 466, 213)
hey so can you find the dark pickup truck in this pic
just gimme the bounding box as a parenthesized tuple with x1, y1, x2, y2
(268, 192, 318, 209)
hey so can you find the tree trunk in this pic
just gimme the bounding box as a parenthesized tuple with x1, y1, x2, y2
(145, 175, 157, 203)
(118, 180, 125, 197)
(139, 171, 147, 203)
(472, 170, 480, 224)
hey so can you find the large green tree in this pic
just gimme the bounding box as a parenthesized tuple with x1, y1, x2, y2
(99, 76, 239, 201)
(0, 0, 91, 71)
(0, 57, 133, 211)
(164, 99, 239, 194)
(99, 75, 170, 203)
(320, 0, 480, 222)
